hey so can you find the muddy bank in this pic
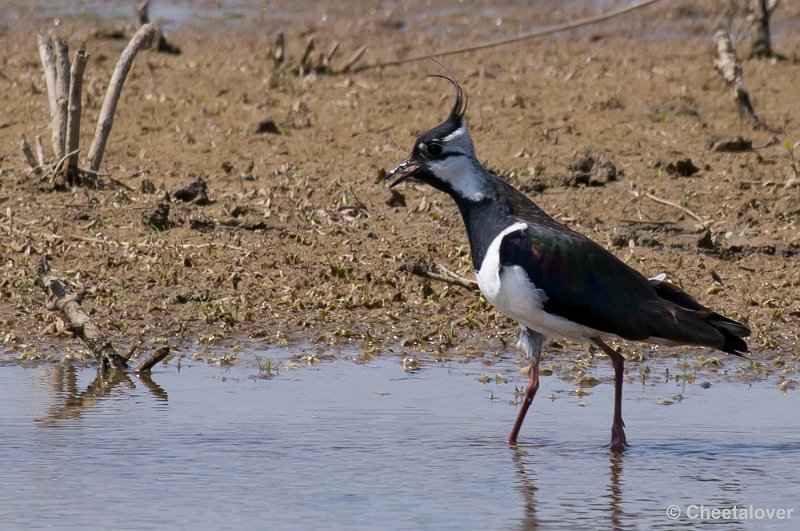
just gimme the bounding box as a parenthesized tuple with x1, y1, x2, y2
(1, 1, 798, 374)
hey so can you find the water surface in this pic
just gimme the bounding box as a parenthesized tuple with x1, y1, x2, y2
(1, 353, 798, 530)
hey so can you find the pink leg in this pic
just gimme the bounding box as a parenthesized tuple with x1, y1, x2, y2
(507, 366, 539, 446)
(595, 339, 628, 452)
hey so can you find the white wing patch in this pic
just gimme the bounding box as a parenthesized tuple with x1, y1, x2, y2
(476, 222, 529, 300)
(475, 222, 608, 342)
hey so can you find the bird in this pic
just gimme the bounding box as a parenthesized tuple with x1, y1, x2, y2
(384, 75, 750, 450)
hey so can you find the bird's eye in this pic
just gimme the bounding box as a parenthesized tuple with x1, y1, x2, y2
(425, 141, 443, 157)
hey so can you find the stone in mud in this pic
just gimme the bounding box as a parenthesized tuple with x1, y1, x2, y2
(563, 148, 620, 187)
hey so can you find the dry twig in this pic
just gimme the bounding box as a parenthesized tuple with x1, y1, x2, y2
(137, 0, 181, 54)
(87, 23, 155, 172)
(643, 192, 707, 225)
(748, 0, 779, 58)
(403, 261, 477, 290)
(37, 256, 128, 371)
(351, 0, 661, 73)
(713, 30, 762, 127)
(53, 39, 70, 162)
(37, 256, 169, 374)
(339, 45, 367, 74)
(35, 135, 47, 167)
(19, 134, 39, 173)
(36, 35, 58, 129)
(65, 47, 88, 183)
(25, 27, 154, 187)
(137, 346, 171, 373)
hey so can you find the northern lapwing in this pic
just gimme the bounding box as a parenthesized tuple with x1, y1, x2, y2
(385, 76, 750, 450)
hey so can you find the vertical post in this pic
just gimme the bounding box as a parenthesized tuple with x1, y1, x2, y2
(713, 31, 762, 127)
(749, 0, 775, 58)
(53, 39, 71, 162)
(35, 135, 47, 167)
(19, 134, 39, 171)
(87, 24, 155, 173)
(36, 35, 58, 157)
(66, 47, 89, 183)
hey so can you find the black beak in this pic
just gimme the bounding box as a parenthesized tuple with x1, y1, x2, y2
(385, 157, 421, 188)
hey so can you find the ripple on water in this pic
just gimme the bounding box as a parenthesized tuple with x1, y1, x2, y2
(0, 354, 798, 530)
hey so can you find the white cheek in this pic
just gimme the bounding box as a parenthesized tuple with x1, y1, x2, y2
(430, 156, 485, 200)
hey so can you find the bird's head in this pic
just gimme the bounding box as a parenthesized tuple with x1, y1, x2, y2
(386, 76, 488, 202)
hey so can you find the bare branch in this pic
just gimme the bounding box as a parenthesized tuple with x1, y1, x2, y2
(326, 42, 340, 64)
(51, 149, 81, 181)
(137, 0, 150, 25)
(87, 23, 155, 172)
(402, 260, 478, 290)
(36, 35, 58, 125)
(66, 47, 89, 183)
(299, 37, 315, 74)
(272, 32, 285, 65)
(351, 0, 661, 73)
(53, 39, 70, 161)
(19, 134, 39, 172)
(748, 0, 775, 58)
(339, 45, 367, 74)
(37, 257, 128, 371)
(35, 135, 47, 167)
(643, 192, 708, 225)
(137, 346, 170, 374)
(713, 31, 762, 127)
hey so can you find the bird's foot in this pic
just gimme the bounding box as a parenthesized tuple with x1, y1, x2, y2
(610, 422, 628, 452)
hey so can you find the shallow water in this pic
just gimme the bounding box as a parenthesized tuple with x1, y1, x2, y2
(1, 352, 798, 530)
(12, 0, 798, 42)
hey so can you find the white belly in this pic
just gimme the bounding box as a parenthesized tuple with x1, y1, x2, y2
(475, 222, 605, 342)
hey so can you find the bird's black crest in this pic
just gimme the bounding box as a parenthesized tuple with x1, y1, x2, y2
(428, 73, 468, 125)
(426, 58, 468, 123)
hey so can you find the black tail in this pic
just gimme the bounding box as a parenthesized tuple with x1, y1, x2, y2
(649, 276, 750, 357)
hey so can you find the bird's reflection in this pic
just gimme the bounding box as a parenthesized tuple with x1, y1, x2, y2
(510, 446, 538, 530)
(37, 363, 167, 426)
(607, 449, 625, 529)
(511, 445, 627, 530)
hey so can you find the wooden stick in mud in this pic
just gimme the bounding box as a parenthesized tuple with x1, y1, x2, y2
(53, 39, 70, 162)
(137, 0, 150, 25)
(87, 23, 155, 173)
(299, 37, 315, 74)
(339, 45, 367, 74)
(643, 192, 707, 225)
(137, 0, 181, 54)
(37, 257, 129, 371)
(65, 47, 89, 183)
(19, 134, 39, 172)
(326, 42, 340, 65)
(350, 0, 660, 73)
(713, 31, 761, 127)
(52, 149, 80, 183)
(37, 257, 169, 374)
(36, 35, 58, 131)
(272, 32, 285, 66)
(35, 135, 47, 167)
(137, 346, 171, 374)
(404, 261, 478, 290)
(748, 0, 778, 59)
